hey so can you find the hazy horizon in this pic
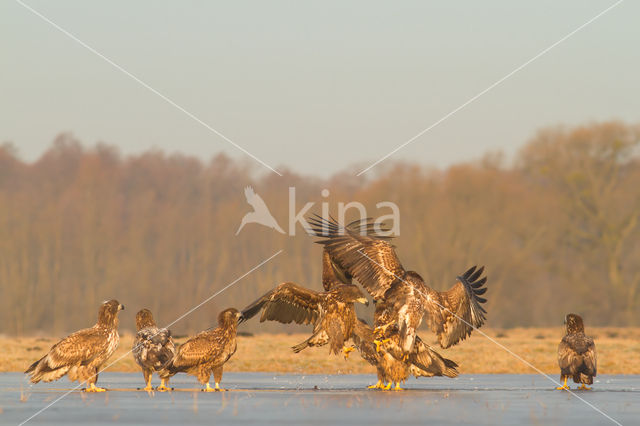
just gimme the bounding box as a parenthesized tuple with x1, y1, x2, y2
(2, 0, 638, 176)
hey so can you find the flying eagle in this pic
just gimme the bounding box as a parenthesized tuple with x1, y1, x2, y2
(557, 313, 597, 390)
(132, 309, 176, 391)
(308, 215, 488, 358)
(159, 308, 241, 392)
(351, 319, 458, 390)
(240, 281, 369, 356)
(25, 300, 124, 392)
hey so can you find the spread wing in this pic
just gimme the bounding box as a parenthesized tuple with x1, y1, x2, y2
(309, 215, 401, 300)
(422, 266, 488, 348)
(240, 282, 324, 325)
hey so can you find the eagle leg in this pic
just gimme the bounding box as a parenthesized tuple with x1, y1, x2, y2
(367, 380, 383, 389)
(156, 379, 171, 392)
(342, 346, 355, 360)
(393, 382, 404, 391)
(202, 382, 216, 392)
(381, 382, 392, 391)
(142, 372, 153, 391)
(373, 339, 390, 353)
(556, 377, 570, 390)
(373, 322, 394, 338)
(85, 383, 106, 393)
(578, 384, 591, 390)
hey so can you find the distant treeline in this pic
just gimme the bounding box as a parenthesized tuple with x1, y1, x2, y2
(1, 121, 638, 336)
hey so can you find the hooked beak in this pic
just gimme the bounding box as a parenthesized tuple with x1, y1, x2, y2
(236, 312, 244, 323)
(119, 304, 125, 311)
(357, 297, 369, 307)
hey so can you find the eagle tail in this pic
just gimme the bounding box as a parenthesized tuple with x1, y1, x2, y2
(25, 356, 71, 383)
(24, 356, 43, 374)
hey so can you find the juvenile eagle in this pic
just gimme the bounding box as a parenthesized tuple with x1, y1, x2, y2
(25, 300, 124, 392)
(240, 282, 369, 356)
(132, 309, 176, 391)
(557, 313, 597, 390)
(351, 319, 458, 390)
(159, 308, 241, 392)
(309, 215, 488, 358)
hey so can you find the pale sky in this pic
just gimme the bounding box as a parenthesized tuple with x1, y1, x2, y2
(1, 0, 638, 177)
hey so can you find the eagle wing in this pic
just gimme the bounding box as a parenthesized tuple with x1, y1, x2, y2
(170, 331, 220, 369)
(25, 326, 112, 383)
(558, 334, 597, 377)
(133, 327, 175, 370)
(409, 336, 459, 378)
(44, 328, 109, 369)
(309, 215, 401, 300)
(240, 282, 324, 325)
(422, 266, 488, 348)
(322, 249, 353, 291)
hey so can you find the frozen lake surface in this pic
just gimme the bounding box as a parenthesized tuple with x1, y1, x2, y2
(1, 372, 638, 425)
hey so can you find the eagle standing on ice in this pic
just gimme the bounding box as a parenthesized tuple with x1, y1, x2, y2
(159, 308, 241, 392)
(25, 300, 124, 392)
(132, 309, 176, 391)
(557, 313, 597, 390)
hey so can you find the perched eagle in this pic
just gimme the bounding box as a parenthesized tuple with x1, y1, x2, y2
(308, 215, 488, 358)
(159, 308, 241, 392)
(132, 309, 176, 391)
(557, 313, 597, 390)
(351, 319, 458, 390)
(240, 281, 369, 356)
(25, 300, 124, 392)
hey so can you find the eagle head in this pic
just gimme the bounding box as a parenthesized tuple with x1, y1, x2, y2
(98, 299, 125, 327)
(564, 313, 584, 334)
(218, 308, 242, 327)
(135, 308, 156, 330)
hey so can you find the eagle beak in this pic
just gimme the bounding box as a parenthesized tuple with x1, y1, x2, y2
(236, 312, 243, 322)
(119, 304, 125, 311)
(357, 298, 369, 306)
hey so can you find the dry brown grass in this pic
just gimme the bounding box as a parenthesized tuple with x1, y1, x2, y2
(4, 327, 639, 376)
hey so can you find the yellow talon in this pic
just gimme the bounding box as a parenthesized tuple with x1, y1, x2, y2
(343, 346, 355, 359)
(373, 339, 390, 352)
(85, 383, 106, 392)
(367, 380, 383, 389)
(156, 378, 170, 392)
(381, 382, 392, 391)
(402, 354, 409, 362)
(578, 384, 592, 390)
(394, 382, 403, 391)
(374, 322, 393, 338)
(556, 377, 570, 390)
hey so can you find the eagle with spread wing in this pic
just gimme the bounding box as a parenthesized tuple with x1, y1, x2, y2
(240, 281, 369, 356)
(132, 309, 176, 391)
(159, 308, 241, 392)
(25, 300, 124, 392)
(351, 318, 458, 390)
(308, 215, 488, 359)
(557, 313, 597, 390)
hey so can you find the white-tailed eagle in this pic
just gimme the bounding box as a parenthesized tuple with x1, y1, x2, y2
(25, 300, 124, 392)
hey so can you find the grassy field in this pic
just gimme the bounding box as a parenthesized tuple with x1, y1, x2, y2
(3, 328, 639, 377)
